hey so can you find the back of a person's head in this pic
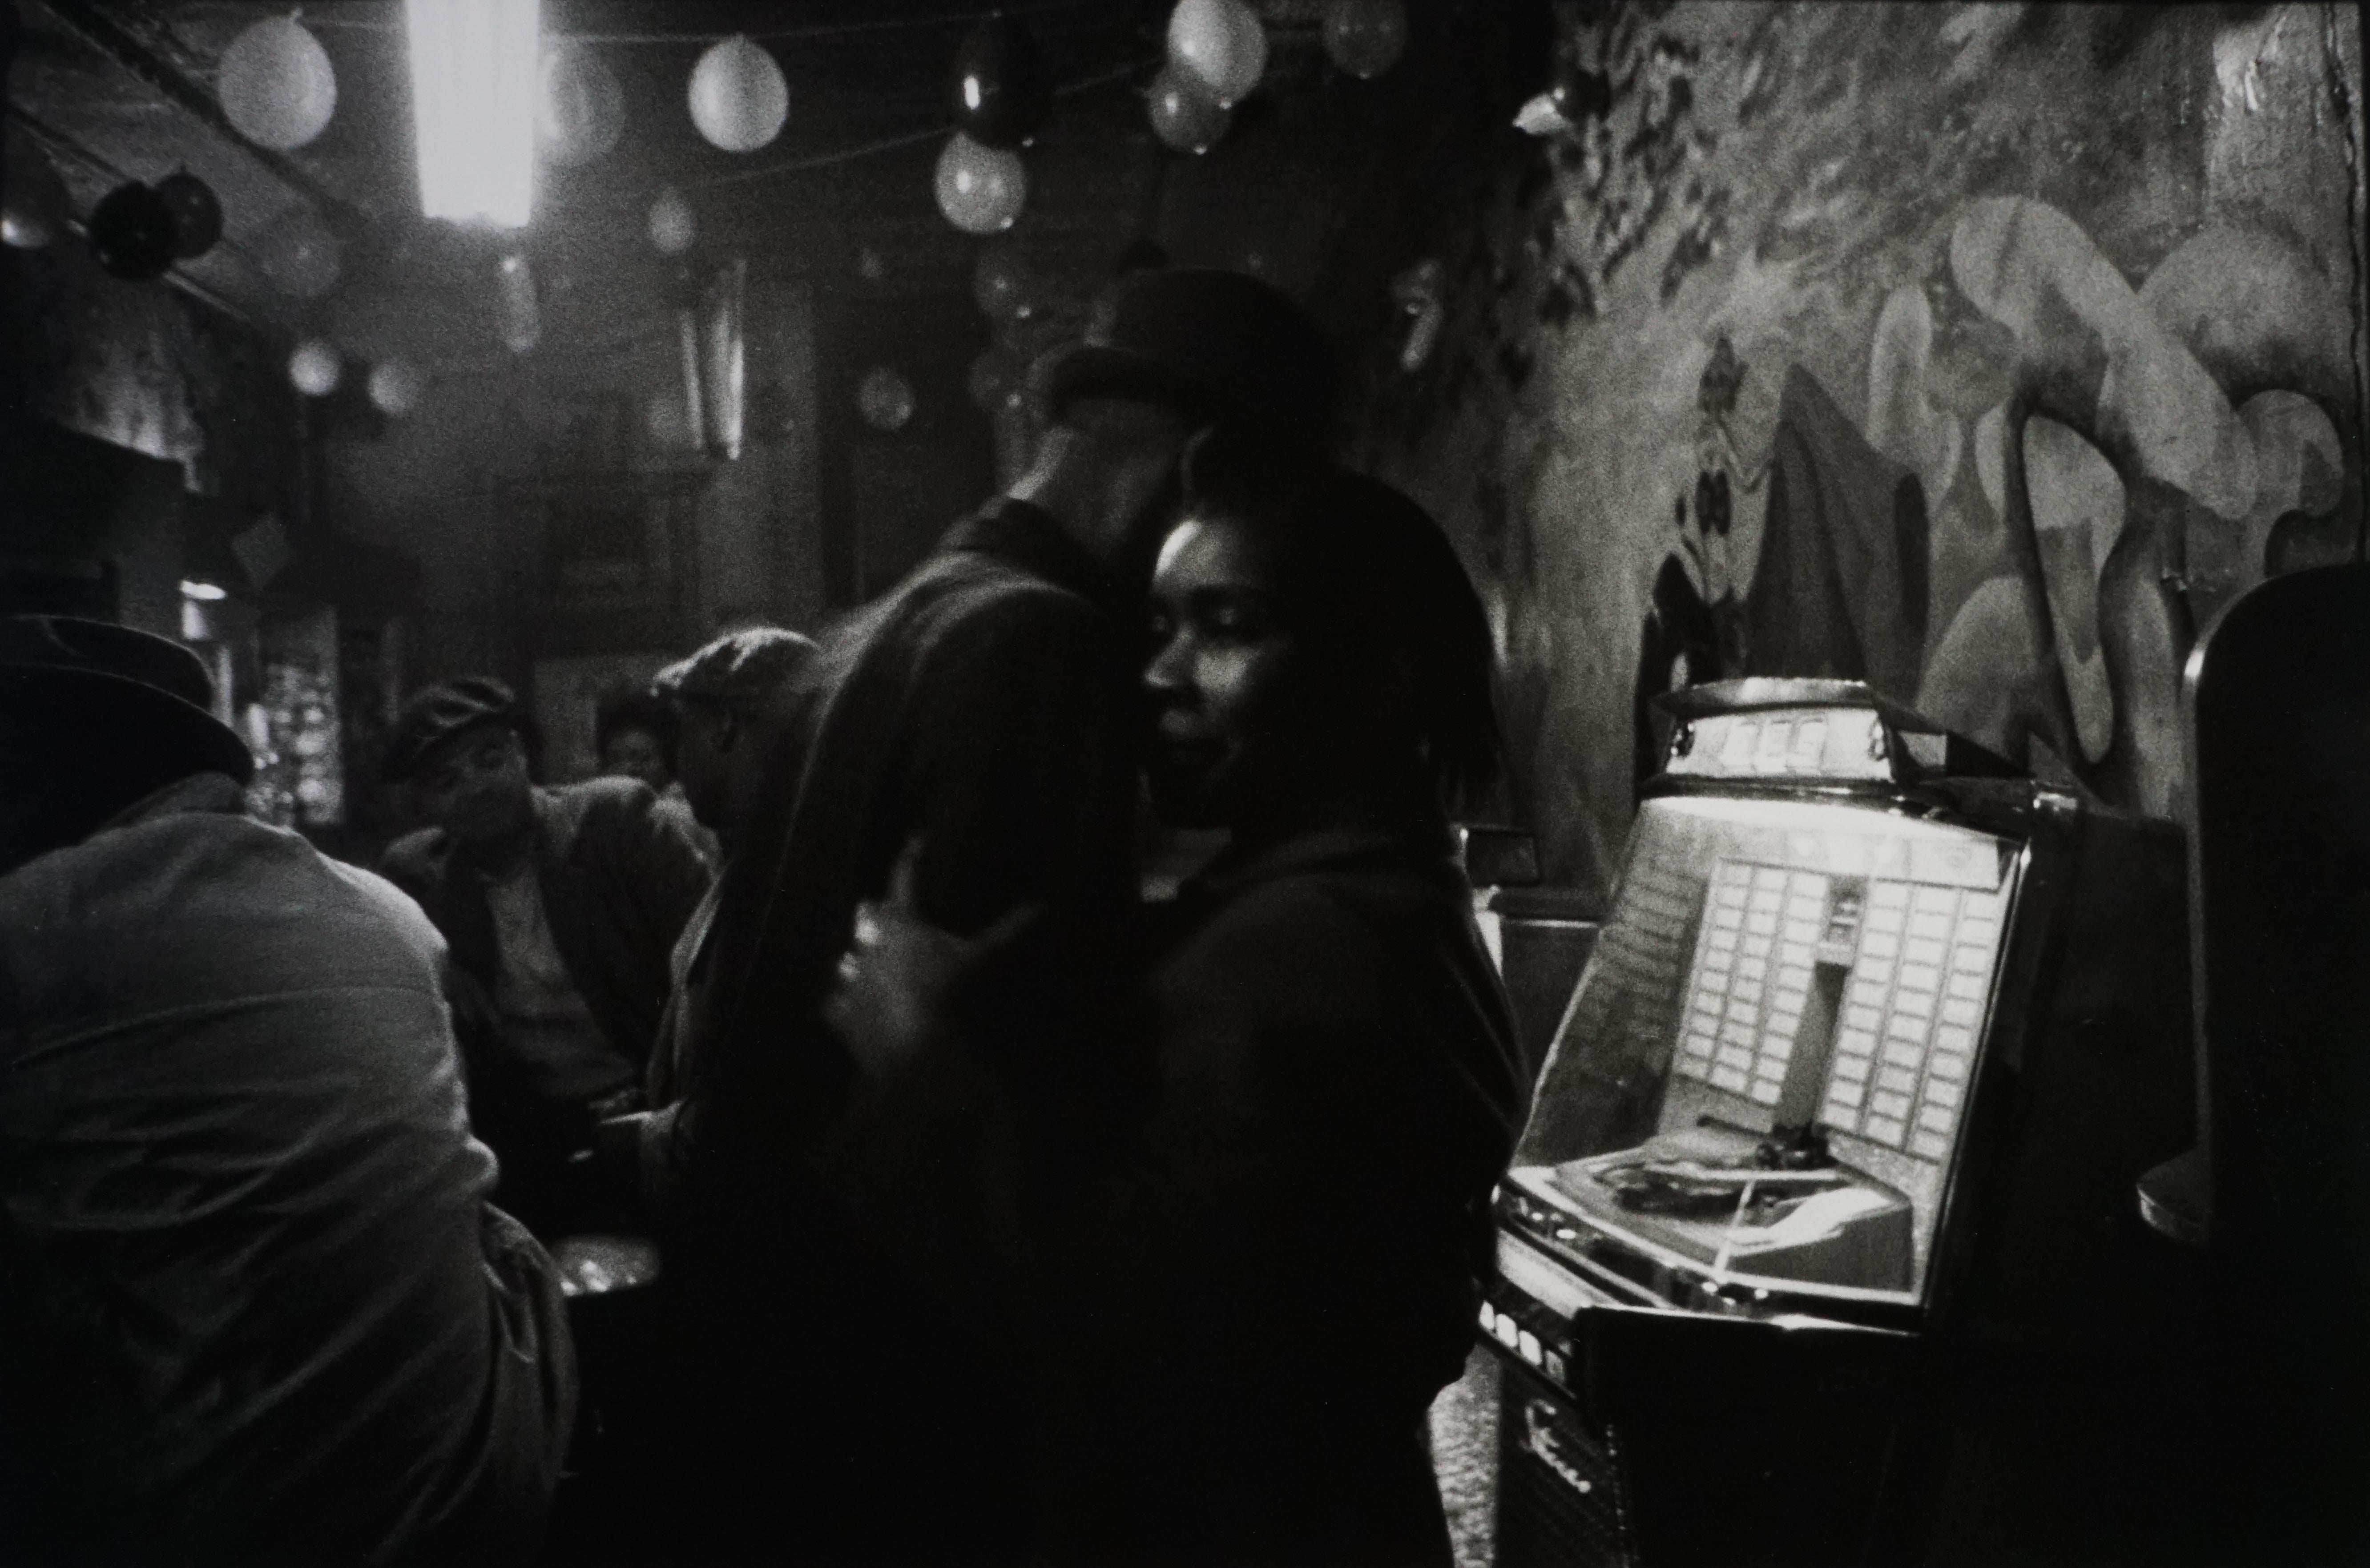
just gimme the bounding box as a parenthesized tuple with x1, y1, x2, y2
(1178, 432, 1501, 813)
(655, 626, 821, 721)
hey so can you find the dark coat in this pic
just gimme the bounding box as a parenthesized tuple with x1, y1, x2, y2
(0, 774, 574, 1568)
(655, 499, 1141, 1564)
(382, 778, 711, 1101)
(839, 817, 1530, 1567)
(1075, 820, 1528, 1568)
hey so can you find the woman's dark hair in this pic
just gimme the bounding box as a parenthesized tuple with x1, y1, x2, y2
(594, 688, 679, 772)
(1177, 429, 1501, 813)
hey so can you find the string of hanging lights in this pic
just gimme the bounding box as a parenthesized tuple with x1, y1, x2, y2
(5, 0, 1411, 425)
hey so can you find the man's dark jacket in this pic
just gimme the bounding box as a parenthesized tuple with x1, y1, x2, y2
(381, 778, 710, 1117)
(659, 499, 1140, 1563)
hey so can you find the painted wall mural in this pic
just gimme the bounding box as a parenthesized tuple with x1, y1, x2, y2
(1354, 1, 2366, 898)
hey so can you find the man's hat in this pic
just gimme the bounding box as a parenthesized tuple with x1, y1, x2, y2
(1030, 267, 1340, 450)
(385, 677, 520, 783)
(655, 627, 822, 713)
(0, 615, 253, 783)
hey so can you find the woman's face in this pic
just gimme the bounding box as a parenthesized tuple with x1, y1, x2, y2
(600, 726, 672, 791)
(1144, 514, 1299, 829)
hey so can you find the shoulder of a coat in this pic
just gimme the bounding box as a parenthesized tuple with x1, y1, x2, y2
(549, 777, 657, 845)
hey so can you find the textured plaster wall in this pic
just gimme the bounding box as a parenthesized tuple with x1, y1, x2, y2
(4, 238, 295, 523)
(1351, 1, 2367, 901)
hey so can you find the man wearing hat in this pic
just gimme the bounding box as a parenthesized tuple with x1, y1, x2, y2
(380, 676, 710, 1237)
(580, 626, 823, 1224)
(659, 268, 1339, 1564)
(0, 616, 575, 1565)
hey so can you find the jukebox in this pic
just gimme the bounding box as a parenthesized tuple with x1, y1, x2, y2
(1485, 681, 2209, 1567)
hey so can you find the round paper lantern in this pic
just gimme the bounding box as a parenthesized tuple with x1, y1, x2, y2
(688, 36, 788, 154)
(539, 43, 625, 167)
(857, 366, 916, 432)
(259, 206, 341, 298)
(970, 239, 1036, 325)
(933, 133, 1026, 236)
(966, 345, 1025, 411)
(87, 183, 178, 281)
(648, 187, 697, 256)
(217, 15, 338, 151)
(2, 136, 72, 250)
(155, 171, 223, 259)
(950, 16, 1052, 150)
(1147, 66, 1230, 153)
(1168, 0, 1267, 107)
(289, 339, 342, 398)
(367, 358, 426, 416)
(1322, 0, 1408, 79)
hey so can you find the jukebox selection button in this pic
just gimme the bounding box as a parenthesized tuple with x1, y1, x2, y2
(1518, 1330, 1543, 1366)
(1494, 1314, 1522, 1350)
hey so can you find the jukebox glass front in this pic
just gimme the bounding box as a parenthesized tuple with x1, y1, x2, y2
(1511, 793, 2023, 1307)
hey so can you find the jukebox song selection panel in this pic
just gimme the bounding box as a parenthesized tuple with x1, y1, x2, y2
(1676, 861, 2005, 1161)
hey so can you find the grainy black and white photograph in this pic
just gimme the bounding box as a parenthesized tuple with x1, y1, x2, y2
(1, 2, 2365, 1564)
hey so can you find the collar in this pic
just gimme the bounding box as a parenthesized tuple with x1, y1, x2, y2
(98, 770, 249, 832)
(937, 496, 1115, 612)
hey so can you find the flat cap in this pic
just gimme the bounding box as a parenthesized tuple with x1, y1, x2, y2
(655, 627, 821, 711)
(385, 677, 519, 782)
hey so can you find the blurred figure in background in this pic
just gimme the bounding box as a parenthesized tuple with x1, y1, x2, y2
(0, 617, 575, 1568)
(382, 678, 709, 1237)
(829, 442, 1524, 1568)
(595, 686, 716, 867)
(588, 626, 823, 1224)
(593, 688, 677, 794)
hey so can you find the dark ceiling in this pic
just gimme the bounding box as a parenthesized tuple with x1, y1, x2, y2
(5, 0, 1544, 400)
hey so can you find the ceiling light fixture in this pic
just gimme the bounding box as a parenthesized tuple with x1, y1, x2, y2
(405, 0, 540, 228)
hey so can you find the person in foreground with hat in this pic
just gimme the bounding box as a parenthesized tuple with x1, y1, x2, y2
(654, 267, 1340, 1565)
(0, 615, 576, 1567)
(380, 676, 710, 1238)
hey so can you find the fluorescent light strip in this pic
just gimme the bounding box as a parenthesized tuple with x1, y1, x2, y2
(406, 0, 540, 228)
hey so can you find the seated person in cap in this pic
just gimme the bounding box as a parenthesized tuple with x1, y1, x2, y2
(380, 677, 710, 1237)
(587, 626, 822, 1223)
(0, 616, 575, 1568)
(594, 686, 717, 868)
(659, 266, 1340, 1565)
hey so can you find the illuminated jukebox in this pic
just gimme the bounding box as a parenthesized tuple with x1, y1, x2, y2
(1485, 681, 2208, 1568)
